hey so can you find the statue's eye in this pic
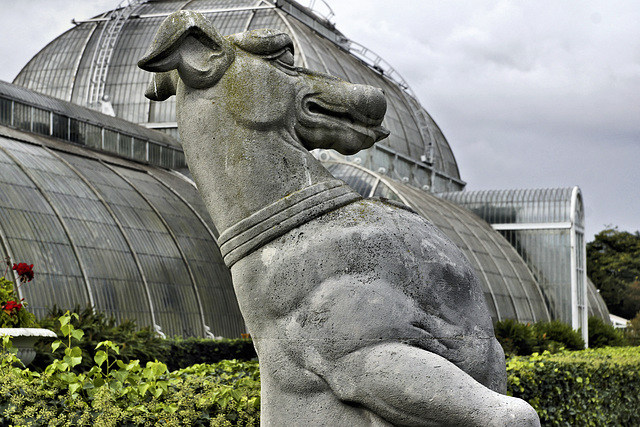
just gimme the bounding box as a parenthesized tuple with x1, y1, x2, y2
(275, 48, 295, 67)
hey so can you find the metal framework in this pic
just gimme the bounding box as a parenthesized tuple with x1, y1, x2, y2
(439, 187, 589, 345)
(86, 0, 145, 110)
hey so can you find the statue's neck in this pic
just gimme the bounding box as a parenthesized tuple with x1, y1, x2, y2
(178, 113, 338, 234)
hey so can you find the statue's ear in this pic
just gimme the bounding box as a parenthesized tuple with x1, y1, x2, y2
(138, 10, 235, 89)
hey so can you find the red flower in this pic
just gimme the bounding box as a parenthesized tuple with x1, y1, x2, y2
(2, 300, 22, 315)
(12, 263, 34, 282)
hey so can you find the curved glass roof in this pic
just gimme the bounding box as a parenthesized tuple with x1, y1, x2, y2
(13, 0, 463, 192)
(0, 120, 245, 338)
(324, 161, 551, 324)
(441, 188, 585, 228)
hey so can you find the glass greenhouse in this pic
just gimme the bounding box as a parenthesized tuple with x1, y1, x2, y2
(0, 81, 244, 338)
(439, 188, 590, 343)
(2, 0, 611, 338)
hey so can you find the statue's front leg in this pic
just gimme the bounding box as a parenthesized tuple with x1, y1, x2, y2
(318, 342, 540, 427)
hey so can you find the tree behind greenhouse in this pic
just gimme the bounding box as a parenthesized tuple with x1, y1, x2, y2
(587, 227, 640, 320)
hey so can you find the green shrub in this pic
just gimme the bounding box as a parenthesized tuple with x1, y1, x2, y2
(534, 319, 585, 352)
(0, 312, 260, 426)
(33, 306, 168, 372)
(588, 316, 627, 348)
(494, 319, 538, 356)
(32, 307, 257, 373)
(495, 319, 586, 356)
(507, 347, 640, 426)
(164, 338, 257, 372)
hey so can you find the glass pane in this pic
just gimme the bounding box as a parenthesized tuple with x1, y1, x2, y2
(82, 122, 102, 149)
(133, 138, 147, 162)
(0, 98, 11, 126)
(104, 129, 118, 153)
(52, 113, 69, 140)
(119, 134, 133, 157)
(149, 143, 161, 165)
(69, 118, 83, 144)
(14, 102, 31, 132)
(32, 107, 50, 136)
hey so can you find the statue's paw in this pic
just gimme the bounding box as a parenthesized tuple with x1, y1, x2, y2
(500, 397, 541, 427)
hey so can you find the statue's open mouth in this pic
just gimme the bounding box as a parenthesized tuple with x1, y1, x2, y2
(297, 94, 390, 154)
(306, 98, 382, 127)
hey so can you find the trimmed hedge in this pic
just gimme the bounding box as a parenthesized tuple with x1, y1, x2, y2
(507, 346, 640, 426)
(0, 357, 260, 426)
(162, 338, 257, 372)
(4, 338, 640, 425)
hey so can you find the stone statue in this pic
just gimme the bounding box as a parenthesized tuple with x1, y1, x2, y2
(139, 11, 540, 426)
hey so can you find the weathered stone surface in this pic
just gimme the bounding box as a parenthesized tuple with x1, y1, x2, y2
(139, 10, 540, 426)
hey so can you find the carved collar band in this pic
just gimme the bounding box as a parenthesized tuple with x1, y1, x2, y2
(218, 180, 362, 268)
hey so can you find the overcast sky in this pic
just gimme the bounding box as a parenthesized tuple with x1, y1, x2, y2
(1, 0, 638, 240)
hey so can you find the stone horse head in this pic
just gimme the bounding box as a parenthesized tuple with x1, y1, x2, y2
(139, 10, 388, 154)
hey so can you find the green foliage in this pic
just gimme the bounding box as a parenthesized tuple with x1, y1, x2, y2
(0, 311, 260, 426)
(32, 306, 168, 372)
(2, 312, 640, 426)
(507, 347, 640, 426)
(625, 312, 640, 346)
(535, 320, 585, 351)
(588, 316, 627, 348)
(32, 307, 257, 373)
(164, 338, 257, 372)
(495, 319, 586, 356)
(587, 227, 640, 319)
(0, 276, 36, 328)
(494, 319, 539, 356)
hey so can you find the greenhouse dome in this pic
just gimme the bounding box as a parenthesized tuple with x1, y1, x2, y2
(14, 0, 463, 193)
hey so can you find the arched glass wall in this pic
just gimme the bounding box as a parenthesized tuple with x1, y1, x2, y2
(324, 161, 551, 324)
(439, 188, 593, 344)
(13, 0, 464, 193)
(0, 116, 245, 338)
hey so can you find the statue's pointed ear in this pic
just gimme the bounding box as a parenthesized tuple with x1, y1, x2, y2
(138, 10, 235, 89)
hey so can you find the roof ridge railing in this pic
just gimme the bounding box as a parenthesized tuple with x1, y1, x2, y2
(72, 5, 277, 24)
(274, 1, 419, 100)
